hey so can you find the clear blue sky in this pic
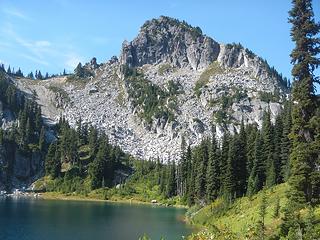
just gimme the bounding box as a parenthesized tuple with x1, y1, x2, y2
(0, 0, 319, 79)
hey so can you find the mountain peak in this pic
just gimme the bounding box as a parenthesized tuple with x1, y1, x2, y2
(141, 16, 203, 37)
(120, 16, 220, 70)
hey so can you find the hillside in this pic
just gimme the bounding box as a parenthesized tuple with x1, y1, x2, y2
(11, 16, 289, 161)
(187, 184, 320, 239)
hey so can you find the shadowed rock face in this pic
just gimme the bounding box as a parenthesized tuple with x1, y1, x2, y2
(120, 16, 220, 70)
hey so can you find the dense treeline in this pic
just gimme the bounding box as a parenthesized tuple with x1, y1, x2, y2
(44, 117, 131, 193)
(140, 101, 298, 206)
(0, 71, 44, 152)
(0, 62, 68, 80)
(0, 71, 45, 188)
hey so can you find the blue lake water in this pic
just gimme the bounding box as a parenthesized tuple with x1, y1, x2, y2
(0, 197, 192, 240)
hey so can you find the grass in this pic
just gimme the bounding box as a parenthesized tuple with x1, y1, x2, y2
(194, 61, 224, 97)
(189, 184, 289, 239)
(34, 169, 187, 208)
(188, 183, 320, 239)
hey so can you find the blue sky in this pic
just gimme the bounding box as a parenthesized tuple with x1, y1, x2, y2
(0, 0, 319, 79)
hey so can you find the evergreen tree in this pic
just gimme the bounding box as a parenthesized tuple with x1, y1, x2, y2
(262, 111, 276, 188)
(75, 63, 84, 78)
(166, 160, 177, 198)
(247, 131, 264, 196)
(280, 101, 292, 181)
(273, 114, 283, 184)
(45, 143, 61, 178)
(27, 72, 34, 79)
(37, 70, 43, 80)
(194, 140, 208, 202)
(237, 120, 247, 196)
(219, 133, 230, 195)
(39, 126, 45, 152)
(224, 134, 237, 201)
(246, 124, 258, 181)
(205, 130, 220, 203)
(288, 0, 320, 205)
(88, 126, 98, 158)
(257, 189, 267, 240)
(7, 65, 11, 74)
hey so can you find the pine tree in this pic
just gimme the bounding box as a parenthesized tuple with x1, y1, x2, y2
(75, 63, 84, 77)
(236, 120, 247, 196)
(288, 0, 320, 205)
(28, 72, 34, 79)
(280, 101, 292, 181)
(7, 65, 11, 74)
(39, 126, 45, 152)
(273, 114, 283, 183)
(247, 131, 264, 196)
(219, 133, 230, 195)
(45, 143, 61, 178)
(166, 160, 177, 198)
(205, 129, 220, 203)
(224, 135, 237, 201)
(88, 126, 98, 158)
(257, 189, 267, 240)
(246, 124, 258, 181)
(262, 111, 276, 188)
(37, 70, 43, 80)
(194, 140, 208, 202)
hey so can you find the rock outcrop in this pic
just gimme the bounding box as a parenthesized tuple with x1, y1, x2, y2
(120, 16, 220, 70)
(12, 16, 289, 162)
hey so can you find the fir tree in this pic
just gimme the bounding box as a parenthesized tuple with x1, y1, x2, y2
(205, 131, 220, 203)
(288, 0, 320, 205)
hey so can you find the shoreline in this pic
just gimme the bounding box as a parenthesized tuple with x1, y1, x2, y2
(39, 192, 188, 209)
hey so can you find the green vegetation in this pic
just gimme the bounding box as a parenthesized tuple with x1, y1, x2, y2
(225, 42, 289, 89)
(48, 85, 70, 102)
(188, 1, 320, 239)
(194, 61, 224, 97)
(158, 64, 174, 76)
(123, 65, 179, 124)
(259, 89, 281, 103)
(213, 89, 247, 125)
(143, 16, 203, 40)
(0, 71, 45, 188)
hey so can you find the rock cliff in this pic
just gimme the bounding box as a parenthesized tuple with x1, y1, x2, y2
(12, 16, 289, 161)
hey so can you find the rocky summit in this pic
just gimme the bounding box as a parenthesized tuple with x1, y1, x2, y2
(9, 16, 289, 161)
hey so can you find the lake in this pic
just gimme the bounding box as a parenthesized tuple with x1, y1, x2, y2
(0, 197, 192, 240)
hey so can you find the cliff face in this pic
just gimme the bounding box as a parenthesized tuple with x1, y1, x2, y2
(0, 147, 43, 190)
(120, 16, 220, 70)
(12, 16, 289, 162)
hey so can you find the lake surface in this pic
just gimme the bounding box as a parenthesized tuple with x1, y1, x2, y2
(0, 197, 192, 240)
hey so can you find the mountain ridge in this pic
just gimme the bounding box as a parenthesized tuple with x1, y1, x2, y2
(3, 16, 289, 161)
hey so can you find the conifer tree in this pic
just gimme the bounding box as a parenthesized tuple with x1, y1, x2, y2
(288, 0, 320, 205)
(39, 126, 45, 152)
(237, 121, 247, 196)
(7, 66, 11, 74)
(280, 101, 292, 181)
(220, 133, 230, 195)
(224, 135, 237, 201)
(205, 129, 220, 203)
(194, 140, 208, 201)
